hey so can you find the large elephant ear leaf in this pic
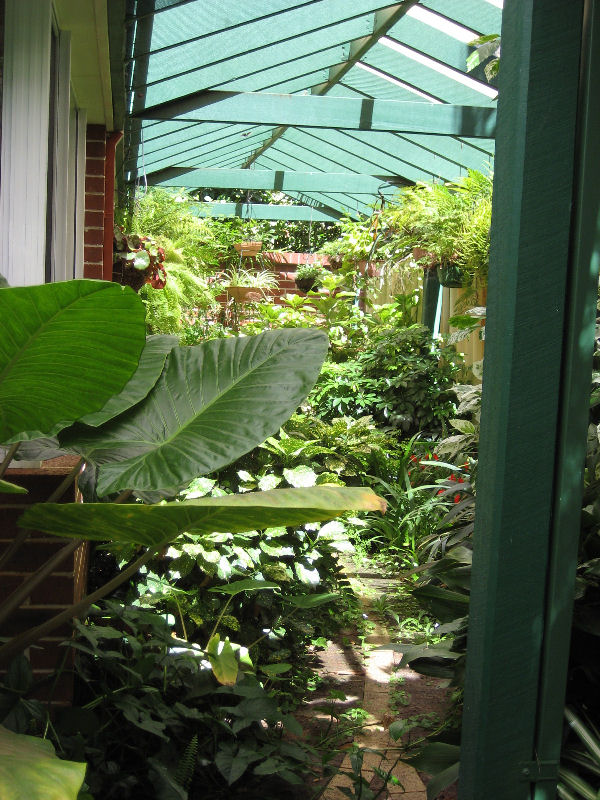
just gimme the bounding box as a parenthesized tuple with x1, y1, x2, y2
(79, 334, 179, 427)
(0, 724, 86, 800)
(20, 485, 386, 546)
(62, 329, 329, 497)
(0, 281, 145, 444)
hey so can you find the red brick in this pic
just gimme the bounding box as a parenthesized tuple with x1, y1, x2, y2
(85, 157, 105, 176)
(85, 175, 105, 195)
(84, 227, 103, 246)
(86, 139, 106, 159)
(86, 123, 106, 139)
(85, 210, 104, 229)
(84, 245, 103, 263)
(85, 192, 105, 211)
(84, 263, 103, 280)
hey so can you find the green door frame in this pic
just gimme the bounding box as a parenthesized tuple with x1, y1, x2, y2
(459, 1, 600, 798)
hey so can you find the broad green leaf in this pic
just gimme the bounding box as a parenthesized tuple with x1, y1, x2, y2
(207, 636, 238, 686)
(0, 281, 145, 443)
(79, 335, 178, 426)
(0, 479, 27, 494)
(20, 486, 386, 547)
(208, 578, 279, 596)
(214, 743, 262, 785)
(0, 724, 86, 800)
(61, 329, 329, 497)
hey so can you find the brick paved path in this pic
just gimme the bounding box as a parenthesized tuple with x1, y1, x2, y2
(318, 562, 428, 799)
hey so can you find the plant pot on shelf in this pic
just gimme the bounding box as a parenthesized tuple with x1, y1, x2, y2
(234, 241, 262, 257)
(437, 261, 464, 288)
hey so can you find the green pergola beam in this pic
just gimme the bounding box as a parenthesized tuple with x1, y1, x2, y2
(459, 2, 591, 798)
(135, 90, 496, 138)
(189, 202, 344, 221)
(243, 1, 419, 167)
(149, 167, 403, 192)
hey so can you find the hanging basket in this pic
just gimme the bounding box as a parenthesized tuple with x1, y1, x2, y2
(225, 285, 262, 303)
(437, 261, 464, 288)
(295, 277, 318, 293)
(234, 241, 262, 257)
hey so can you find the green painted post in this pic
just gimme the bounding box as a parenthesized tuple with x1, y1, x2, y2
(459, 2, 587, 798)
(533, 3, 600, 798)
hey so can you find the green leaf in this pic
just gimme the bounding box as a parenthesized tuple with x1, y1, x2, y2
(426, 762, 460, 800)
(283, 465, 317, 488)
(285, 592, 338, 609)
(0, 479, 27, 494)
(79, 335, 178, 426)
(449, 419, 476, 435)
(128, 249, 150, 270)
(208, 578, 279, 596)
(0, 281, 145, 443)
(0, 724, 86, 800)
(260, 663, 292, 676)
(207, 636, 238, 686)
(21, 486, 386, 547)
(215, 743, 262, 785)
(408, 742, 460, 775)
(62, 329, 328, 497)
(258, 474, 282, 491)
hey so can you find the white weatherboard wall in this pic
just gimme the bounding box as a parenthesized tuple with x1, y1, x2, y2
(0, 0, 53, 286)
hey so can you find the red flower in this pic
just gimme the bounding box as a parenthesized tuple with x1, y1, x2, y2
(450, 474, 456, 481)
(454, 494, 461, 504)
(437, 489, 444, 496)
(433, 454, 439, 460)
(458, 477, 465, 484)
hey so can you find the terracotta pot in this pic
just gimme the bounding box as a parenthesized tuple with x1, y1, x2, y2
(234, 241, 262, 257)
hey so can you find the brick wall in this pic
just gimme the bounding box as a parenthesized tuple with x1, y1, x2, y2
(0, 458, 88, 704)
(83, 124, 107, 280)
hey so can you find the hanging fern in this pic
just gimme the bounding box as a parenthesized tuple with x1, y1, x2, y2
(140, 262, 218, 334)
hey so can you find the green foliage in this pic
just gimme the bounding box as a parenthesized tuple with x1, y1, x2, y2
(383, 171, 493, 290)
(0, 281, 145, 443)
(311, 324, 460, 434)
(466, 34, 500, 82)
(140, 263, 217, 334)
(0, 604, 312, 799)
(0, 724, 85, 800)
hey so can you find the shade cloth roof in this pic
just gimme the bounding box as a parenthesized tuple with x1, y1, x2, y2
(124, 0, 501, 218)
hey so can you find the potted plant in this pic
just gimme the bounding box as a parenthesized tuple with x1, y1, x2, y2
(113, 227, 167, 292)
(233, 240, 262, 257)
(295, 262, 325, 293)
(221, 266, 279, 302)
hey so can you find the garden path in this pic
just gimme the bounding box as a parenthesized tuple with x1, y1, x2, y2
(292, 557, 457, 799)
